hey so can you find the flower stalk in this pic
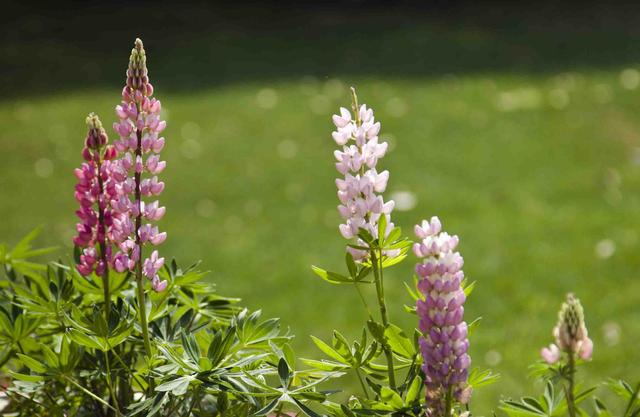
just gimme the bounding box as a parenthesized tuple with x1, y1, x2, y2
(110, 38, 169, 385)
(331, 88, 399, 389)
(541, 294, 593, 417)
(74, 113, 117, 323)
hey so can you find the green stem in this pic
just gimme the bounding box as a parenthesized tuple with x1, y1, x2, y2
(354, 281, 373, 318)
(134, 125, 153, 391)
(104, 345, 121, 417)
(371, 250, 396, 391)
(62, 374, 118, 413)
(444, 385, 453, 417)
(566, 351, 576, 417)
(187, 389, 202, 416)
(355, 368, 371, 399)
(96, 156, 111, 325)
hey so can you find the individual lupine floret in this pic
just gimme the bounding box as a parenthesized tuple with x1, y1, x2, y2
(110, 38, 167, 292)
(73, 113, 117, 276)
(541, 293, 593, 364)
(414, 216, 471, 416)
(331, 88, 395, 260)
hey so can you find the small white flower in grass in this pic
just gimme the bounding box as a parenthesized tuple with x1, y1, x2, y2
(244, 200, 263, 217)
(277, 139, 298, 159)
(620, 68, 640, 90)
(602, 321, 621, 346)
(592, 84, 613, 103)
(631, 147, 640, 166)
(324, 79, 345, 99)
(224, 215, 244, 233)
(548, 88, 569, 109)
(196, 198, 216, 218)
(390, 190, 417, 211)
(386, 97, 408, 117)
(256, 88, 278, 109)
(484, 349, 502, 366)
(309, 94, 331, 115)
(34, 158, 54, 178)
(181, 139, 201, 159)
(595, 239, 616, 259)
(181, 121, 201, 140)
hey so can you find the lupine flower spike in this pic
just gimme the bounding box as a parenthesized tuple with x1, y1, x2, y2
(74, 113, 117, 277)
(111, 38, 168, 292)
(331, 87, 396, 260)
(541, 293, 593, 365)
(414, 217, 472, 416)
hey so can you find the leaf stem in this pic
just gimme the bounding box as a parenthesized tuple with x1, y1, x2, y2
(371, 249, 396, 391)
(62, 374, 118, 413)
(96, 155, 111, 325)
(354, 281, 373, 319)
(566, 351, 577, 417)
(444, 385, 453, 417)
(104, 350, 121, 417)
(355, 368, 371, 399)
(135, 125, 153, 391)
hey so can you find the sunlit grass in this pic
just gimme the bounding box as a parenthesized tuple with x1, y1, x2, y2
(1, 68, 639, 413)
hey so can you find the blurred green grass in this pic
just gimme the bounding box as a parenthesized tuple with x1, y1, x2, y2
(2, 2, 640, 414)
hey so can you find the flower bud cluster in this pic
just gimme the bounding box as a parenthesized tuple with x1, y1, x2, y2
(541, 293, 593, 364)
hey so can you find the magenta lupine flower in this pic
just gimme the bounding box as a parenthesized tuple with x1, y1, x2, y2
(73, 113, 117, 276)
(110, 38, 167, 292)
(541, 293, 593, 364)
(414, 217, 471, 415)
(331, 90, 395, 260)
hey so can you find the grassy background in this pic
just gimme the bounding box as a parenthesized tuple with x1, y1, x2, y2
(1, 2, 640, 414)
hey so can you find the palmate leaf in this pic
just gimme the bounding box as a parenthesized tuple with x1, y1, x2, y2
(468, 367, 500, 389)
(311, 265, 354, 284)
(155, 375, 195, 396)
(383, 324, 415, 358)
(310, 335, 348, 364)
(1, 227, 57, 276)
(300, 358, 350, 372)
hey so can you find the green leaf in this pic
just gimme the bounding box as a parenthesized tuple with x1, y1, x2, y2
(311, 336, 347, 363)
(300, 358, 350, 372)
(357, 228, 375, 246)
(16, 354, 47, 373)
(67, 329, 104, 350)
(381, 250, 409, 269)
(311, 266, 353, 284)
(367, 320, 386, 346)
(380, 386, 404, 409)
(378, 214, 388, 244)
(251, 397, 281, 416)
(292, 397, 324, 417)
(383, 324, 415, 358)
(405, 375, 423, 404)
(468, 367, 500, 389)
(384, 227, 402, 246)
(463, 280, 476, 297)
(345, 252, 357, 278)
(181, 333, 201, 365)
(155, 375, 194, 396)
(278, 357, 291, 387)
(332, 331, 352, 361)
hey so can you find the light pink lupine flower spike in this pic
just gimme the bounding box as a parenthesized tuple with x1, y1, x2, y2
(110, 38, 168, 292)
(331, 87, 396, 261)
